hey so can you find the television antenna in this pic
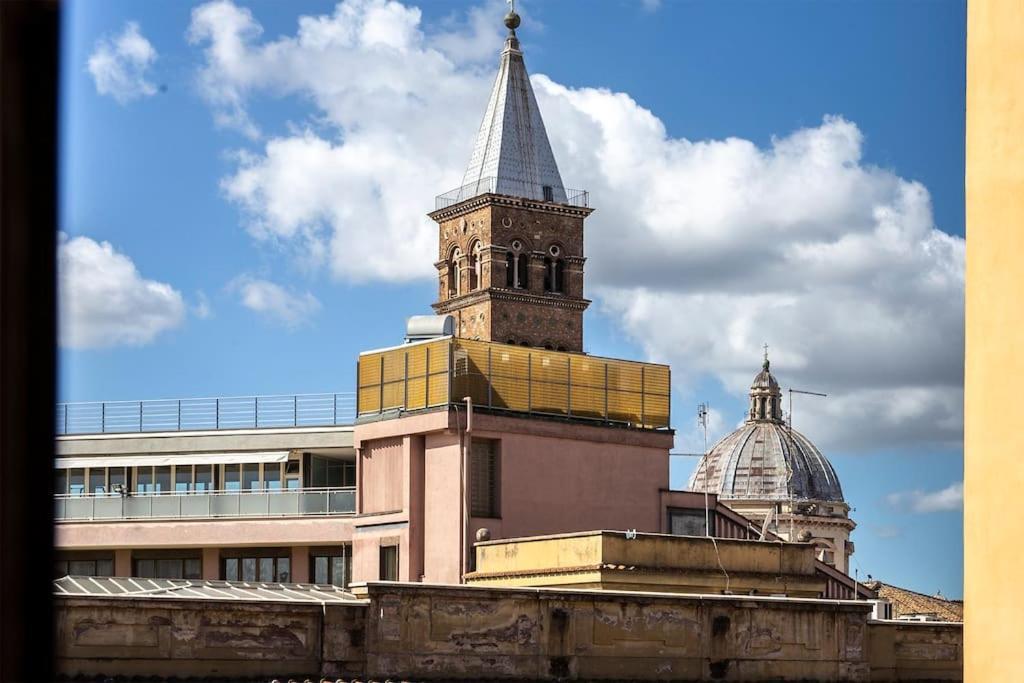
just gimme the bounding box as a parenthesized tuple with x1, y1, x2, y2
(697, 402, 711, 536)
(785, 387, 826, 539)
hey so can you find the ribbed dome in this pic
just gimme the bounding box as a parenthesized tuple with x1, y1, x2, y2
(688, 355, 845, 503)
(688, 420, 845, 502)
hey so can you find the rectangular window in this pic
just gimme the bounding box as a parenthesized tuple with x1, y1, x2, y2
(263, 464, 281, 490)
(68, 468, 85, 496)
(194, 465, 213, 492)
(470, 440, 500, 518)
(132, 553, 201, 579)
(242, 463, 260, 491)
(89, 468, 105, 495)
(56, 554, 115, 578)
(108, 467, 126, 495)
(221, 550, 290, 583)
(224, 464, 240, 491)
(175, 466, 191, 492)
(136, 467, 153, 493)
(310, 455, 350, 487)
(668, 508, 709, 537)
(154, 466, 171, 493)
(310, 547, 351, 587)
(55, 470, 67, 496)
(379, 545, 399, 581)
(184, 558, 201, 580)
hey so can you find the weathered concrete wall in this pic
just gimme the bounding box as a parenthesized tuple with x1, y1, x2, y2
(55, 583, 963, 681)
(867, 620, 963, 681)
(354, 583, 877, 681)
(55, 597, 366, 680)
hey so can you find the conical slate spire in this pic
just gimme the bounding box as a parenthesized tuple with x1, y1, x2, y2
(460, 9, 567, 203)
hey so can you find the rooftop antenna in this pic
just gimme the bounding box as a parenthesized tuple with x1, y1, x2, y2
(786, 386, 826, 539)
(697, 402, 710, 536)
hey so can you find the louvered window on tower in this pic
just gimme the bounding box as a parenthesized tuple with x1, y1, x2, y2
(471, 439, 500, 518)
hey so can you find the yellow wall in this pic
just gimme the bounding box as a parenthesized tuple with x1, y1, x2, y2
(965, 1, 1024, 679)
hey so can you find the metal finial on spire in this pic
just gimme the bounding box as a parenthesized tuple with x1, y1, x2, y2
(505, 0, 521, 32)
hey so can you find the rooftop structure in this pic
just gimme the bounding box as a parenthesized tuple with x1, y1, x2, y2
(688, 356, 856, 573)
(356, 336, 671, 430)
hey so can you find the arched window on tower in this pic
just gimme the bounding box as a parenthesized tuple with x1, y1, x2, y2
(544, 245, 564, 293)
(506, 239, 527, 289)
(449, 247, 462, 298)
(469, 241, 482, 291)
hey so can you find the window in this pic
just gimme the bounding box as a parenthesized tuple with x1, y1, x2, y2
(109, 467, 127, 495)
(242, 463, 259, 491)
(668, 508, 709, 537)
(55, 552, 114, 578)
(89, 468, 105, 494)
(175, 466, 191, 492)
(470, 440, 500, 518)
(264, 463, 281, 490)
(68, 468, 84, 496)
(310, 546, 351, 587)
(310, 455, 353, 488)
(449, 247, 462, 298)
(542, 184, 554, 202)
(379, 545, 399, 581)
(505, 251, 515, 288)
(469, 241, 482, 291)
(221, 549, 291, 582)
(194, 465, 212, 492)
(133, 553, 201, 579)
(136, 467, 153, 494)
(154, 466, 171, 493)
(54, 470, 67, 495)
(285, 459, 301, 489)
(224, 464, 240, 491)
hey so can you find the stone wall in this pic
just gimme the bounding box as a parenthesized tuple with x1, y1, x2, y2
(867, 620, 963, 681)
(55, 582, 962, 681)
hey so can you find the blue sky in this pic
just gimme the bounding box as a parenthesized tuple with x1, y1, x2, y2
(59, 0, 965, 597)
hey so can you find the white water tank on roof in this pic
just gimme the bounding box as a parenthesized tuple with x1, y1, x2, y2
(405, 315, 455, 343)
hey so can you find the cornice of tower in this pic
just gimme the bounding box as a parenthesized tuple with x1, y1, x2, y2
(429, 193, 594, 222)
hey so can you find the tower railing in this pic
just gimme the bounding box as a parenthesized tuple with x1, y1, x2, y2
(435, 176, 589, 210)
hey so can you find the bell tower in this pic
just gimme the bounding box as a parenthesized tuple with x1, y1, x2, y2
(428, 8, 592, 352)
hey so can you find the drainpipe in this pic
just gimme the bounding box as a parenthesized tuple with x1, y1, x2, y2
(461, 396, 472, 581)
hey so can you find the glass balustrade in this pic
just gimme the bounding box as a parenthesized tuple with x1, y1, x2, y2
(54, 487, 356, 521)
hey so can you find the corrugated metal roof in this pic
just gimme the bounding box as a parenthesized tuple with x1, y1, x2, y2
(54, 576, 361, 604)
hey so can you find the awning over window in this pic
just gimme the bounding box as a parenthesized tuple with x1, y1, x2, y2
(54, 451, 291, 470)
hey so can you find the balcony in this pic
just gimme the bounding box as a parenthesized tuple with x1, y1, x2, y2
(55, 392, 356, 436)
(54, 487, 356, 522)
(434, 176, 589, 211)
(357, 338, 671, 430)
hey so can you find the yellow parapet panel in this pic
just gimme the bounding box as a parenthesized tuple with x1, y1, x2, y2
(356, 337, 671, 430)
(965, 0, 1024, 679)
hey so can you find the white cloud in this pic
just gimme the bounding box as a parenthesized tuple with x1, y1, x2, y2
(87, 21, 158, 104)
(231, 276, 321, 327)
(885, 481, 963, 513)
(189, 0, 964, 451)
(58, 234, 185, 349)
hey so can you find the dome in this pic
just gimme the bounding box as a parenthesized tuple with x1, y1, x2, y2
(688, 355, 845, 503)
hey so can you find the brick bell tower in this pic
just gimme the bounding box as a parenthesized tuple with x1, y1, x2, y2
(428, 8, 592, 353)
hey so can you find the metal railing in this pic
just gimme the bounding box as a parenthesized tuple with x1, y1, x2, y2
(435, 176, 589, 210)
(55, 392, 357, 435)
(54, 487, 356, 521)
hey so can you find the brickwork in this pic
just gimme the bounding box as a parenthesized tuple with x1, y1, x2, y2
(430, 195, 593, 352)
